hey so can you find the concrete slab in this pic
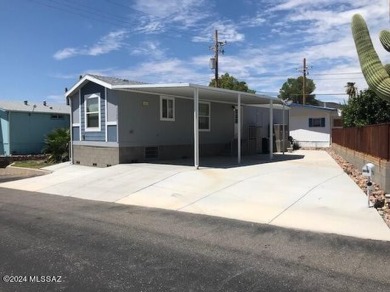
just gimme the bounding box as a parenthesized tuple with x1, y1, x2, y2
(1, 150, 389, 241)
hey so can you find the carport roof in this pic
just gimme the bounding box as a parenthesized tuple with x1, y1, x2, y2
(65, 74, 282, 106)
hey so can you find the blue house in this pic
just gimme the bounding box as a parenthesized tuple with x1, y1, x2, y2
(65, 74, 285, 168)
(0, 100, 70, 155)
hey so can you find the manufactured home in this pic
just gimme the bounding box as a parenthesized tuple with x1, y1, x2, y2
(65, 75, 287, 167)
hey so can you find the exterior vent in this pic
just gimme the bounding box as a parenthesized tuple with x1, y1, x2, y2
(145, 147, 158, 159)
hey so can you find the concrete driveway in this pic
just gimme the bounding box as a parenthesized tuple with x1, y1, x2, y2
(1, 150, 389, 241)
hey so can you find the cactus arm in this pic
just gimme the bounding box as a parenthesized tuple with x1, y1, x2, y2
(385, 64, 390, 76)
(351, 14, 390, 102)
(380, 30, 390, 52)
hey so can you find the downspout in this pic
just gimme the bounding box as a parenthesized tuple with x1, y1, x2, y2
(8, 111, 11, 156)
(193, 87, 199, 169)
(69, 97, 73, 164)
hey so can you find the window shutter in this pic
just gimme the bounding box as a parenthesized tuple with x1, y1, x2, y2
(308, 118, 313, 127)
(321, 118, 325, 127)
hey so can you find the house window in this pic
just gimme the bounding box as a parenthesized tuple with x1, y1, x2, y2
(51, 114, 64, 120)
(85, 93, 100, 131)
(309, 117, 325, 127)
(160, 96, 175, 121)
(199, 102, 210, 131)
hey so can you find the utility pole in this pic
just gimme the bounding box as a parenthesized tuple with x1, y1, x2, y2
(209, 30, 226, 88)
(300, 58, 310, 105)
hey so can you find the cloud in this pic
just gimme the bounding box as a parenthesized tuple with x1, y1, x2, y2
(192, 21, 245, 43)
(53, 30, 127, 60)
(53, 48, 79, 61)
(130, 41, 166, 60)
(131, 0, 211, 33)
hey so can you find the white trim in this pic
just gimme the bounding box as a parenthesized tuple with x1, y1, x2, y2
(84, 93, 101, 132)
(105, 88, 108, 142)
(194, 88, 199, 169)
(199, 101, 211, 132)
(70, 98, 73, 164)
(160, 95, 175, 121)
(65, 75, 113, 97)
(79, 90, 81, 141)
(106, 121, 117, 126)
(72, 123, 80, 127)
(73, 141, 118, 147)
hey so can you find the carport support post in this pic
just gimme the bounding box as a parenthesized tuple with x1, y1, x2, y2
(194, 87, 200, 169)
(237, 93, 241, 164)
(269, 100, 273, 160)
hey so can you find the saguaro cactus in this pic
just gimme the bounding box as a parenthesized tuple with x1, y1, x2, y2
(351, 14, 390, 102)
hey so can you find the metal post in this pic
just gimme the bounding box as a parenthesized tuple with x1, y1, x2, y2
(194, 87, 199, 169)
(237, 94, 241, 164)
(367, 177, 372, 207)
(269, 100, 273, 160)
(282, 101, 286, 155)
(69, 98, 73, 164)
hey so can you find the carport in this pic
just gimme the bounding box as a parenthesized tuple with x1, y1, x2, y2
(113, 83, 283, 168)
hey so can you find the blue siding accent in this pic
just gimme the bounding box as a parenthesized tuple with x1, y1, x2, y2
(80, 82, 106, 141)
(10, 112, 70, 155)
(0, 110, 10, 155)
(72, 126, 80, 141)
(107, 125, 117, 142)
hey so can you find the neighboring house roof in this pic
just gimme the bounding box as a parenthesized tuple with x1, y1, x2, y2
(316, 101, 343, 110)
(66, 74, 282, 106)
(289, 103, 338, 112)
(0, 100, 70, 114)
(88, 74, 146, 86)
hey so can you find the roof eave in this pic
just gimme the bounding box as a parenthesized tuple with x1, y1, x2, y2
(112, 82, 281, 103)
(65, 75, 113, 98)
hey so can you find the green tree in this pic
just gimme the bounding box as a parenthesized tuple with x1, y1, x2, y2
(209, 73, 256, 93)
(278, 76, 318, 105)
(342, 89, 390, 127)
(42, 128, 70, 162)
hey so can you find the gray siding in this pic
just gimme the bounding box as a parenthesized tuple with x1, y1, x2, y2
(116, 91, 235, 147)
(70, 92, 80, 124)
(72, 126, 80, 141)
(106, 89, 118, 122)
(80, 82, 106, 142)
(107, 125, 117, 142)
(243, 106, 286, 139)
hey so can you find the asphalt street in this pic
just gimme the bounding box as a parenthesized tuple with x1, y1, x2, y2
(1, 187, 390, 292)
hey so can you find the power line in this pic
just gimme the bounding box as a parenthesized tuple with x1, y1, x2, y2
(311, 72, 362, 76)
(31, 0, 132, 27)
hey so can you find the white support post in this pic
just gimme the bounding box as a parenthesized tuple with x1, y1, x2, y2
(69, 98, 73, 164)
(282, 103, 285, 155)
(194, 88, 199, 169)
(269, 100, 273, 160)
(237, 93, 241, 164)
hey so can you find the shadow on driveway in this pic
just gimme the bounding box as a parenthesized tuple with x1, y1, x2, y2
(147, 153, 305, 169)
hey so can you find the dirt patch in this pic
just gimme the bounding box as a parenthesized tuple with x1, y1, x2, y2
(0, 167, 49, 183)
(326, 148, 390, 228)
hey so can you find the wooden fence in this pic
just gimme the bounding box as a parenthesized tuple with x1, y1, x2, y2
(332, 123, 390, 161)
